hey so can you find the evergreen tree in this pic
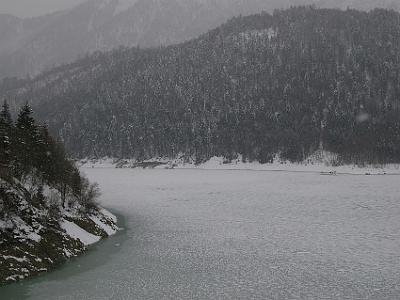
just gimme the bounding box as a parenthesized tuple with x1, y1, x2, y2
(0, 101, 13, 174)
(36, 125, 57, 183)
(0, 103, 101, 218)
(14, 104, 40, 178)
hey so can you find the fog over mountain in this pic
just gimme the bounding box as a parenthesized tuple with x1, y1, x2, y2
(0, 0, 398, 79)
(0, 0, 86, 18)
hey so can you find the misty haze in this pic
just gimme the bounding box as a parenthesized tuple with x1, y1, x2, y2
(1, 1, 400, 299)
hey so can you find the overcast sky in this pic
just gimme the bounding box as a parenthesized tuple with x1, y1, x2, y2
(0, 0, 86, 18)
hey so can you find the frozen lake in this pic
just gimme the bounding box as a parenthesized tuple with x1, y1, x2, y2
(2, 168, 400, 299)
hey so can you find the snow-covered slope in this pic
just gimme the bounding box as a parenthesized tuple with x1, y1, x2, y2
(0, 178, 119, 285)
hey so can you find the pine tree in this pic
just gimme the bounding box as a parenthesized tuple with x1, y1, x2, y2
(36, 125, 57, 183)
(0, 101, 13, 128)
(0, 101, 13, 175)
(1, 103, 101, 217)
(14, 104, 40, 178)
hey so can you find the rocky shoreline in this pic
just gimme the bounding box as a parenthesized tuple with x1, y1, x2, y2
(0, 207, 118, 285)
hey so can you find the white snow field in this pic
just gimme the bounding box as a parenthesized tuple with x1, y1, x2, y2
(59, 219, 101, 246)
(2, 168, 400, 299)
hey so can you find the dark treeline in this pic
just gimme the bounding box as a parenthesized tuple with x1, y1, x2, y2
(0, 102, 98, 217)
(2, 7, 400, 164)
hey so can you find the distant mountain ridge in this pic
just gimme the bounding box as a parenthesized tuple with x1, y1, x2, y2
(316, 0, 399, 10)
(0, 0, 291, 79)
(0, 0, 399, 79)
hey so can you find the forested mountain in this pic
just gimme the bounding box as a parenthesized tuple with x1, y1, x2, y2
(2, 7, 400, 164)
(0, 0, 398, 79)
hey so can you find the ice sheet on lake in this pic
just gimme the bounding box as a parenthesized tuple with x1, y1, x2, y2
(17, 168, 400, 299)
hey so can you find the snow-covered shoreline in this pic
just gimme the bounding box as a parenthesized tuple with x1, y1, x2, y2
(0, 206, 119, 285)
(78, 155, 400, 176)
(60, 207, 119, 247)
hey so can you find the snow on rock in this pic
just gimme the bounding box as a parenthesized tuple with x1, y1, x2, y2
(26, 232, 42, 243)
(0, 219, 9, 230)
(59, 208, 118, 246)
(100, 208, 118, 224)
(5, 275, 25, 282)
(11, 216, 42, 243)
(2, 255, 28, 263)
(60, 219, 101, 246)
(90, 215, 117, 236)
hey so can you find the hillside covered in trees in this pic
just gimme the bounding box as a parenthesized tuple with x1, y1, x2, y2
(0, 102, 99, 210)
(0, 102, 118, 284)
(2, 7, 400, 164)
